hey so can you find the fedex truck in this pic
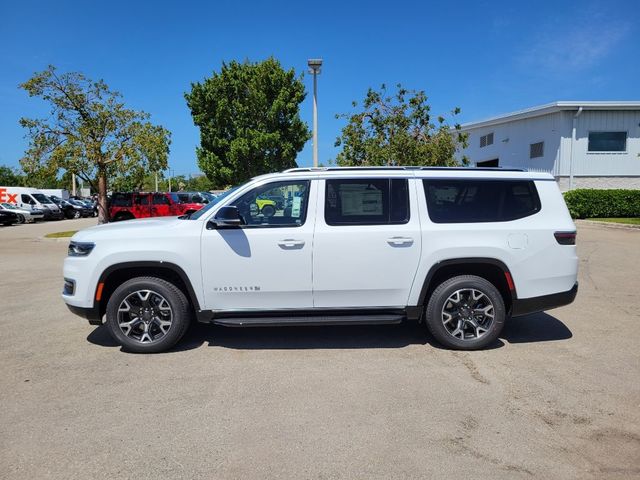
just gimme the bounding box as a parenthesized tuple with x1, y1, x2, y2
(0, 187, 64, 220)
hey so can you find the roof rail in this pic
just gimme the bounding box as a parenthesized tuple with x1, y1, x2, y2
(283, 166, 527, 173)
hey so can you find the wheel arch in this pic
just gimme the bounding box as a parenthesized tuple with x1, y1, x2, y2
(95, 261, 203, 320)
(417, 258, 516, 313)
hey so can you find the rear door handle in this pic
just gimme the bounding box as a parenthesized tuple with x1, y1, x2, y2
(278, 239, 305, 249)
(386, 236, 414, 247)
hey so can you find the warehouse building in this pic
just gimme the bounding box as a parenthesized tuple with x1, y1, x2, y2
(457, 101, 640, 190)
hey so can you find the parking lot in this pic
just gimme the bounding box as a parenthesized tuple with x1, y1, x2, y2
(0, 219, 639, 479)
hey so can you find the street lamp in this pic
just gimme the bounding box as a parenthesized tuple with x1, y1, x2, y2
(307, 58, 322, 168)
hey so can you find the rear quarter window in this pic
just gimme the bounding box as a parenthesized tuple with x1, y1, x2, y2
(423, 179, 541, 223)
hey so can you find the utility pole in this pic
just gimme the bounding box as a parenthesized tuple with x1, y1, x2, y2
(307, 59, 323, 168)
(155, 172, 159, 192)
(71, 173, 76, 196)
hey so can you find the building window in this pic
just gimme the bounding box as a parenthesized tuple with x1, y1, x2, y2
(588, 132, 627, 152)
(480, 132, 494, 148)
(530, 142, 544, 159)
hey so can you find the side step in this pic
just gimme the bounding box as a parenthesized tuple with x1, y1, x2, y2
(213, 314, 404, 327)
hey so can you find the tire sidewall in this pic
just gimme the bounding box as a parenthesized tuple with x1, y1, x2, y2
(426, 275, 506, 350)
(106, 278, 189, 353)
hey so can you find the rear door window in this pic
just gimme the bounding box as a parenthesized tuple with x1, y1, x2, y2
(325, 179, 409, 226)
(423, 179, 540, 223)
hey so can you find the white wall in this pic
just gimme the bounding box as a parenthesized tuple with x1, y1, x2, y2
(563, 110, 640, 176)
(458, 112, 568, 174)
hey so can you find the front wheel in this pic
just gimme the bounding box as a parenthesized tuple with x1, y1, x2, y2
(72, 210, 81, 219)
(105, 277, 191, 353)
(425, 275, 505, 350)
(17, 214, 25, 224)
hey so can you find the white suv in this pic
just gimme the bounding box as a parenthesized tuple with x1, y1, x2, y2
(62, 167, 578, 352)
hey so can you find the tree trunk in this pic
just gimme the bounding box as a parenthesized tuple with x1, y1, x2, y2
(97, 167, 109, 224)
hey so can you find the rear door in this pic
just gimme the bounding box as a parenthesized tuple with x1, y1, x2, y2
(132, 194, 151, 218)
(312, 177, 422, 307)
(151, 193, 172, 217)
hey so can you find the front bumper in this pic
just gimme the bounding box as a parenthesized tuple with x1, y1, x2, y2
(511, 282, 578, 317)
(66, 303, 103, 325)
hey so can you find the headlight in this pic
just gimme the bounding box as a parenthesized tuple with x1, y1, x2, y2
(68, 241, 95, 257)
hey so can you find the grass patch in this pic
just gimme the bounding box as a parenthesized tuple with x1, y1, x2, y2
(44, 230, 78, 238)
(589, 218, 640, 225)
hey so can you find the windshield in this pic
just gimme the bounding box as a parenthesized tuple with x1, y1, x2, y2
(189, 186, 241, 220)
(32, 193, 50, 203)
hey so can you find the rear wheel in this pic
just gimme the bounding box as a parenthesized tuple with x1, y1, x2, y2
(425, 275, 505, 350)
(106, 277, 191, 353)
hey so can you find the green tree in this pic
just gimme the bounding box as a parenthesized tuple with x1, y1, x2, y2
(19, 65, 171, 223)
(334, 84, 468, 167)
(0, 165, 24, 186)
(185, 57, 310, 186)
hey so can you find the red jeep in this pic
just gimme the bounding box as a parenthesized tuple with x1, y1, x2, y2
(109, 192, 204, 221)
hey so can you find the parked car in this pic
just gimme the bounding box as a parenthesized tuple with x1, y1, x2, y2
(68, 199, 94, 217)
(0, 202, 44, 223)
(69, 196, 98, 217)
(0, 209, 19, 226)
(63, 167, 579, 353)
(48, 196, 89, 219)
(108, 192, 205, 221)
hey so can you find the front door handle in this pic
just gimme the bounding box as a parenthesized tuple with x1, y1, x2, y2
(386, 236, 414, 247)
(278, 239, 305, 249)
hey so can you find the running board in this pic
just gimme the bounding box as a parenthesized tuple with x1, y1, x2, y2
(213, 314, 405, 327)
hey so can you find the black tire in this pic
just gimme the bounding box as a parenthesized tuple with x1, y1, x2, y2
(105, 277, 191, 353)
(261, 204, 276, 217)
(425, 275, 505, 350)
(72, 210, 81, 219)
(17, 214, 25, 224)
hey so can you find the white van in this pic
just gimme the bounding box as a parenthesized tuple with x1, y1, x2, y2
(0, 186, 64, 220)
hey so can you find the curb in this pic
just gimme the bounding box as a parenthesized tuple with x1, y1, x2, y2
(577, 219, 640, 231)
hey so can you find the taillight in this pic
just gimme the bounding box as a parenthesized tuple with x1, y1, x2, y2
(554, 231, 576, 245)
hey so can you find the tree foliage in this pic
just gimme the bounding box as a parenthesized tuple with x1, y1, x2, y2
(19, 65, 171, 222)
(334, 84, 468, 167)
(0, 165, 23, 186)
(185, 57, 310, 186)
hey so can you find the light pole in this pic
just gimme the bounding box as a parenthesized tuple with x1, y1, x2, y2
(307, 58, 322, 168)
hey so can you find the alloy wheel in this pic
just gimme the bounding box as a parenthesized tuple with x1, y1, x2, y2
(117, 290, 173, 344)
(441, 288, 495, 341)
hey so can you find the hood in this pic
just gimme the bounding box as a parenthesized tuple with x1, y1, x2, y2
(71, 216, 189, 242)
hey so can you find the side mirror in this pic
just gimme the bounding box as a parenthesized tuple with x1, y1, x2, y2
(209, 206, 243, 229)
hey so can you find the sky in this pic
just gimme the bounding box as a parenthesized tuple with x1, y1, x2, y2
(1, 0, 639, 176)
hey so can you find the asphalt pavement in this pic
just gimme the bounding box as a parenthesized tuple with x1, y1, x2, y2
(0, 219, 638, 479)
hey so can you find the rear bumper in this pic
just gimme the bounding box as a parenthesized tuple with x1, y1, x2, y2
(66, 303, 103, 326)
(511, 282, 578, 317)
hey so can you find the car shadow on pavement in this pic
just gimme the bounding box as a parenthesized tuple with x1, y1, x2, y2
(501, 312, 573, 344)
(86, 311, 572, 353)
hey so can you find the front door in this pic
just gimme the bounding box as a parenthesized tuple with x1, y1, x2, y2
(312, 177, 422, 308)
(201, 179, 316, 311)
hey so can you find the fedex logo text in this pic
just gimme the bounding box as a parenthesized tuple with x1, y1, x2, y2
(0, 188, 18, 203)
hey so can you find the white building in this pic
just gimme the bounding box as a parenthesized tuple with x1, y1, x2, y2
(457, 101, 640, 190)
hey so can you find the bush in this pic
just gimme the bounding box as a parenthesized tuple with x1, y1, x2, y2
(563, 189, 640, 219)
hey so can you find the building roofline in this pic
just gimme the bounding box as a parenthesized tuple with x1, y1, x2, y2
(460, 101, 640, 130)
